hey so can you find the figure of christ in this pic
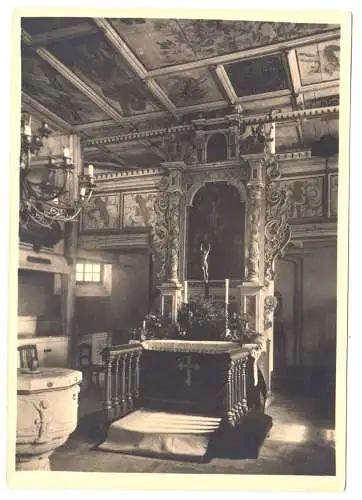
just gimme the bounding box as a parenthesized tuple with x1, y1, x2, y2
(200, 241, 211, 298)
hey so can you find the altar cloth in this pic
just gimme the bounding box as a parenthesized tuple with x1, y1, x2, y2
(142, 339, 245, 354)
(98, 409, 222, 461)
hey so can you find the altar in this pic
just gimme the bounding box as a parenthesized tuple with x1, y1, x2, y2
(99, 338, 271, 461)
(140, 340, 265, 419)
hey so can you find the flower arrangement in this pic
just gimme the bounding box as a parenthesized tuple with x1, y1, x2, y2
(177, 299, 226, 340)
(128, 311, 173, 342)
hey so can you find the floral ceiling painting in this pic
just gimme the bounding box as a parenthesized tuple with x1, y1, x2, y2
(224, 54, 289, 97)
(171, 20, 338, 59)
(296, 39, 340, 86)
(47, 32, 160, 116)
(109, 18, 198, 70)
(156, 69, 223, 107)
(21, 48, 110, 124)
(108, 18, 337, 69)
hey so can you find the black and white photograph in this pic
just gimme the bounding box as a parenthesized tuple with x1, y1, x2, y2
(7, 6, 352, 492)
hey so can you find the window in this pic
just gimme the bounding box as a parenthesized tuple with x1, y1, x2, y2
(76, 262, 102, 283)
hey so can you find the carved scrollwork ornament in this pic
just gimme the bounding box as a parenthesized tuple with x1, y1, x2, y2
(264, 295, 278, 330)
(264, 216, 291, 283)
(152, 172, 184, 282)
(152, 190, 169, 281)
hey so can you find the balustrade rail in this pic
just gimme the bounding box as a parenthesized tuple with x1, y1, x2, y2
(102, 343, 143, 425)
(226, 353, 251, 427)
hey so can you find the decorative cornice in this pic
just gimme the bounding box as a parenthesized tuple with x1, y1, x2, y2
(277, 150, 312, 161)
(93, 167, 165, 191)
(83, 124, 193, 147)
(146, 29, 340, 78)
(82, 106, 339, 147)
(242, 106, 339, 125)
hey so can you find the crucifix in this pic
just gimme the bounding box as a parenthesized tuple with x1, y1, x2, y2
(177, 355, 200, 386)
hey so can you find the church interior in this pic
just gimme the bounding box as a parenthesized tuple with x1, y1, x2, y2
(15, 16, 340, 475)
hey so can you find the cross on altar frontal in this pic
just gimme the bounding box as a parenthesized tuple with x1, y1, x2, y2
(177, 355, 200, 386)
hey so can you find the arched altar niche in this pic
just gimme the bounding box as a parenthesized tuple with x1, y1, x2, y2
(186, 182, 245, 281)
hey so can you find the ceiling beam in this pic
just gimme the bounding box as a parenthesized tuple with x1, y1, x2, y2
(214, 65, 239, 106)
(22, 29, 127, 124)
(22, 93, 132, 167)
(21, 92, 74, 133)
(145, 29, 340, 78)
(93, 18, 179, 119)
(286, 49, 305, 146)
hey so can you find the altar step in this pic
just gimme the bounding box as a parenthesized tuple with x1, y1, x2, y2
(97, 408, 272, 462)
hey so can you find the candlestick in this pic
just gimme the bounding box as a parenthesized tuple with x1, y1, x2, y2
(242, 295, 247, 315)
(225, 278, 229, 304)
(184, 280, 188, 304)
(88, 164, 94, 177)
(24, 125, 31, 136)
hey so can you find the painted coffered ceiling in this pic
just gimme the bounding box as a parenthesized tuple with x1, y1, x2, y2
(20, 16, 341, 170)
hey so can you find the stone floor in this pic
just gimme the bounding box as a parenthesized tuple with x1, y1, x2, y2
(50, 383, 335, 475)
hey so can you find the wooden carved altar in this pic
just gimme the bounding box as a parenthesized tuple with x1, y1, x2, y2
(147, 112, 291, 397)
(97, 112, 292, 461)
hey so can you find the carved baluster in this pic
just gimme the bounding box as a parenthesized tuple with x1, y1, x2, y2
(120, 354, 126, 416)
(103, 356, 114, 424)
(134, 350, 141, 406)
(226, 361, 234, 426)
(127, 352, 135, 411)
(112, 355, 121, 419)
(241, 357, 249, 414)
(233, 361, 238, 422)
(237, 360, 243, 419)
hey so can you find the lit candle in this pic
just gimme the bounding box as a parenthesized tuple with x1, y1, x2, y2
(63, 147, 70, 158)
(88, 164, 94, 177)
(184, 281, 188, 304)
(80, 187, 86, 199)
(225, 279, 229, 304)
(142, 320, 146, 331)
(24, 125, 31, 136)
(243, 296, 247, 315)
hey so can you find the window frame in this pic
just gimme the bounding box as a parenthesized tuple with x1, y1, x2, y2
(75, 262, 103, 285)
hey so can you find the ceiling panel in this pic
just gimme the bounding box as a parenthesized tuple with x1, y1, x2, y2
(156, 68, 223, 107)
(21, 17, 92, 35)
(177, 20, 338, 59)
(21, 47, 110, 124)
(46, 31, 161, 116)
(108, 18, 197, 70)
(224, 54, 289, 97)
(296, 39, 340, 86)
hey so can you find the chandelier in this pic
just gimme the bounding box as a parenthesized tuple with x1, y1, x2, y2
(19, 112, 96, 228)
